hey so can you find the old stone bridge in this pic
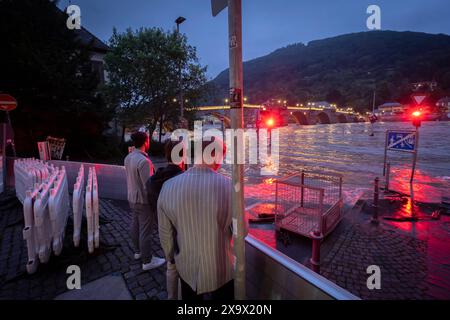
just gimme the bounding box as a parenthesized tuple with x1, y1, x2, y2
(195, 105, 362, 127)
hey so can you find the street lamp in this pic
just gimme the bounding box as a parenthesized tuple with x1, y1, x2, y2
(175, 16, 186, 32)
(175, 16, 186, 124)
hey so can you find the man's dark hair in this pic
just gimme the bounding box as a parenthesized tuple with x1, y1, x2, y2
(165, 139, 183, 163)
(131, 131, 148, 148)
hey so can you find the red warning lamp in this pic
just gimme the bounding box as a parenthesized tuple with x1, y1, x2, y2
(412, 110, 422, 128)
(266, 117, 275, 128)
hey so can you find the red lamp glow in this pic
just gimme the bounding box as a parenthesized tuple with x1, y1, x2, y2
(266, 118, 275, 127)
(412, 110, 422, 128)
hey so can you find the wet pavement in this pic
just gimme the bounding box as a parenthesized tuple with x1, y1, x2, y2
(245, 188, 450, 300)
(0, 193, 167, 300)
(1, 184, 449, 300)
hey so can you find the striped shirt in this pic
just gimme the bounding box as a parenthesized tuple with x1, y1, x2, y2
(157, 166, 233, 294)
(124, 149, 154, 205)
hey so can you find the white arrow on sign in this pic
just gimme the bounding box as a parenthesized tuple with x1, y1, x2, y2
(413, 95, 427, 105)
(211, 0, 228, 17)
(388, 133, 415, 149)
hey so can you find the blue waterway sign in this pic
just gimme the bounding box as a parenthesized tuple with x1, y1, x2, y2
(387, 131, 417, 152)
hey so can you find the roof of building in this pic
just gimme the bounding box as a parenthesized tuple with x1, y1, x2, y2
(55, 5, 109, 53)
(74, 27, 110, 53)
(378, 102, 403, 108)
(437, 97, 450, 103)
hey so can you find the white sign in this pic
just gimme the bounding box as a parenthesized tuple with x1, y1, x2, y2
(387, 131, 416, 152)
(413, 95, 427, 105)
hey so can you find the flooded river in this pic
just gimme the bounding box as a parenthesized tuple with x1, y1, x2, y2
(222, 121, 450, 206)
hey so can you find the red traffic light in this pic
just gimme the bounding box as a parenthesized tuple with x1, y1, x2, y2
(412, 111, 421, 118)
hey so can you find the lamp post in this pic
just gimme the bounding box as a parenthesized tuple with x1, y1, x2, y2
(175, 16, 186, 124)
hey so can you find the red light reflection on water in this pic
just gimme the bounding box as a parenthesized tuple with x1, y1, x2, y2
(389, 167, 446, 203)
(245, 178, 277, 201)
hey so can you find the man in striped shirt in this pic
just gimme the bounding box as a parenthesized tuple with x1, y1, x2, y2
(125, 131, 165, 271)
(157, 137, 234, 300)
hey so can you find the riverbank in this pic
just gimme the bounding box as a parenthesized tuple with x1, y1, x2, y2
(245, 187, 450, 299)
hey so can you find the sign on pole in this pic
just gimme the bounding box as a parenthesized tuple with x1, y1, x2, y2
(383, 129, 420, 209)
(0, 94, 17, 112)
(411, 94, 428, 106)
(387, 131, 417, 153)
(211, 0, 228, 17)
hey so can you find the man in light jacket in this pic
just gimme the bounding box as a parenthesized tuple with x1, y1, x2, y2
(125, 131, 165, 271)
(158, 137, 234, 300)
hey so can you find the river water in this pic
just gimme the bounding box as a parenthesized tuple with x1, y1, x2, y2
(221, 121, 450, 206)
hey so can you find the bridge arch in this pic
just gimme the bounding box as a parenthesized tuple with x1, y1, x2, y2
(291, 112, 309, 125)
(316, 112, 331, 124)
(337, 114, 348, 123)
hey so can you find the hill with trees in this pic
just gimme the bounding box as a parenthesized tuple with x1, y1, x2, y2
(211, 31, 450, 111)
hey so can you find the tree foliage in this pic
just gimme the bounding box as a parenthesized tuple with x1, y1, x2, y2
(104, 27, 207, 138)
(0, 0, 113, 159)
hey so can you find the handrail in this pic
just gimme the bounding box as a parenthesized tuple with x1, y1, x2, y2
(245, 234, 359, 300)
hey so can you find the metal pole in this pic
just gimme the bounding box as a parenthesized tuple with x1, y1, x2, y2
(372, 89, 376, 114)
(228, 0, 246, 300)
(411, 129, 419, 184)
(383, 131, 388, 176)
(372, 177, 379, 224)
(385, 162, 390, 192)
(310, 230, 322, 274)
(5, 111, 16, 157)
(310, 189, 324, 274)
(177, 23, 185, 122)
(300, 171, 305, 208)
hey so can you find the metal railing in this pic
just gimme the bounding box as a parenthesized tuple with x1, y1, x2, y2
(245, 234, 359, 300)
(275, 170, 343, 238)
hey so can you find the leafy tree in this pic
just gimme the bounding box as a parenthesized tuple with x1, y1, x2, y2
(0, 0, 113, 159)
(104, 27, 207, 141)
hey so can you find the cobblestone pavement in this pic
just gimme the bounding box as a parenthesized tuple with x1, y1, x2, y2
(320, 197, 450, 300)
(1, 189, 449, 300)
(245, 193, 450, 300)
(0, 195, 167, 300)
